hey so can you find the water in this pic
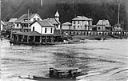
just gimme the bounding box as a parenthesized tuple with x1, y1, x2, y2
(0, 39, 128, 81)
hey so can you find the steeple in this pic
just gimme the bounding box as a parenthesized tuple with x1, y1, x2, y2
(55, 11, 59, 17)
(55, 11, 59, 21)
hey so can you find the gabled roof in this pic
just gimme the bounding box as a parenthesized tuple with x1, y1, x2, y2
(1, 20, 6, 25)
(38, 20, 54, 27)
(32, 20, 54, 27)
(15, 13, 40, 22)
(97, 20, 111, 27)
(72, 16, 92, 21)
(44, 18, 60, 25)
(1, 20, 4, 25)
(9, 18, 17, 22)
(114, 24, 121, 27)
(62, 22, 71, 25)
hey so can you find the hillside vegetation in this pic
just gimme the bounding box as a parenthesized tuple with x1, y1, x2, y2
(1, 0, 128, 29)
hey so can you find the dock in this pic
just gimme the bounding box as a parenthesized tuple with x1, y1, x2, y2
(10, 31, 63, 45)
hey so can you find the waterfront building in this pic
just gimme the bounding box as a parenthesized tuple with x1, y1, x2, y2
(14, 13, 42, 32)
(30, 20, 55, 35)
(92, 20, 111, 31)
(71, 16, 93, 30)
(10, 11, 63, 45)
(11, 19, 62, 45)
(62, 22, 72, 30)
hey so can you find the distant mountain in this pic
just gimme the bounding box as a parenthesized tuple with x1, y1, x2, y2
(1, 0, 128, 30)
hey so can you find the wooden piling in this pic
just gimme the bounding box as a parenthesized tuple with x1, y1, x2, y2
(33, 36, 35, 43)
(40, 36, 42, 43)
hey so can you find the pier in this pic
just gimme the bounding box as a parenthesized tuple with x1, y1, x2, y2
(10, 31, 62, 45)
(61, 30, 128, 40)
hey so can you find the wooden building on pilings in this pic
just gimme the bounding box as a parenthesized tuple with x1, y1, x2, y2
(10, 31, 63, 45)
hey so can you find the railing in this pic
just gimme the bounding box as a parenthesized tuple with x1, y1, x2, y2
(61, 30, 128, 37)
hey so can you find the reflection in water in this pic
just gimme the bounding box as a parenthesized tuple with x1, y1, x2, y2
(0, 39, 128, 81)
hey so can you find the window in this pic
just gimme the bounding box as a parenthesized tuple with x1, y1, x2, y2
(74, 25, 75, 29)
(17, 24, 19, 27)
(45, 28, 47, 33)
(72, 21, 75, 24)
(98, 27, 100, 29)
(56, 24, 58, 28)
(33, 27, 35, 31)
(37, 18, 40, 21)
(34, 18, 36, 21)
(78, 21, 79, 24)
(51, 28, 53, 33)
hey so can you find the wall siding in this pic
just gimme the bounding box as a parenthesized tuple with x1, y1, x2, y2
(31, 22, 54, 34)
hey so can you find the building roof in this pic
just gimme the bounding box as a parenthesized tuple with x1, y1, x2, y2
(44, 18, 60, 25)
(13, 31, 42, 36)
(97, 20, 111, 27)
(15, 13, 40, 22)
(72, 16, 92, 21)
(114, 24, 121, 27)
(9, 18, 17, 22)
(35, 20, 54, 27)
(62, 22, 71, 25)
(1, 20, 5, 25)
(13, 31, 60, 36)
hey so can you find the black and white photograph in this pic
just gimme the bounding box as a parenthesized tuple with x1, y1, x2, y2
(0, 0, 128, 81)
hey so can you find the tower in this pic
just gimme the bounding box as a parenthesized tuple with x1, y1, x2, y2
(55, 11, 59, 21)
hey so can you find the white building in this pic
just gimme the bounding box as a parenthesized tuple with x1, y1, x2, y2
(31, 20, 55, 35)
(71, 16, 93, 30)
(94, 20, 111, 31)
(15, 13, 42, 32)
(1, 21, 5, 31)
(62, 22, 72, 30)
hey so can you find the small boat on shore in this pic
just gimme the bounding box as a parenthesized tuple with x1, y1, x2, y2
(19, 67, 84, 81)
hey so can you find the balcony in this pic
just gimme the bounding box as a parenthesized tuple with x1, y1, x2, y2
(22, 27, 31, 29)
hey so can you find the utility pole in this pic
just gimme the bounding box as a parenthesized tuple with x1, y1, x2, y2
(41, 0, 43, 7)
(73, 0, 76, 17)
(117, 0, 120, 25)
(28, 9, 30, 29)
(32, 0, 34, 3)
(0, 0, 1, 36)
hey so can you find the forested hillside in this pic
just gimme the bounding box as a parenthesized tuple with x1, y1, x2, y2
(1, 0, 128, 29)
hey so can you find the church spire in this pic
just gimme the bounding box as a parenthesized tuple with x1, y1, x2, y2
(55, 10, 59, 17)
(55, 10, 59, 21)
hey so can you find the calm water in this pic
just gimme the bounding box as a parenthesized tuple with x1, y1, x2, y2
(0, 39, 128, 81)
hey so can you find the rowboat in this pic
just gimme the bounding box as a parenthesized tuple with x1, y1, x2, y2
(19, 67, 84, 81)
